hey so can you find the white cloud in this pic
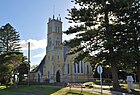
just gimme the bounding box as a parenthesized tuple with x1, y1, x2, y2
(33, 51, 46, 58)
(20, 39, 47, 50)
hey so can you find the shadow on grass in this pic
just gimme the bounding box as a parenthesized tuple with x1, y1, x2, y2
(65, 91, 84, 95)
(110, 88, 140, 95)
(0, 85, 62, 95)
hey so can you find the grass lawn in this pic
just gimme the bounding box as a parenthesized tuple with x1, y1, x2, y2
(0, 85, 104, 95)
(0, 85, 61, 95)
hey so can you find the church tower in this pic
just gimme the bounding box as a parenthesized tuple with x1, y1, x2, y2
(45, 16, 64, 83)
(47, 16, 62, 50)
(33, 16, 93, 83)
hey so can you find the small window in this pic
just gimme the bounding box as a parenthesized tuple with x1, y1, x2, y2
(55, 26, 57, 32)
(81, 61, 83, 73)
(48, 56, 50, 61)
(77, 63, 80, 73)
(48, 71, 50, 78)
(68, 64, 69, 74)
(58, 55, 60, 61)
(58, 27, 59, 32)
(74, 64, 76, 73)
(87, 65, 89, 74)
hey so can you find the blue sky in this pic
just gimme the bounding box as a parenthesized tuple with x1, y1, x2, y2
(0, 0, 74, 66)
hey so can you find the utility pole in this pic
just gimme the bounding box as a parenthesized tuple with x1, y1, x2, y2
(28, 42, 30, 86)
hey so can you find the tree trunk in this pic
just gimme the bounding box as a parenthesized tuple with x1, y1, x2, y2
(111, 62, 120, 89)
(137, 63, 140, 90)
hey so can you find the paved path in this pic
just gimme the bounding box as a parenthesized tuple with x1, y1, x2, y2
(66, 87, 135, 95)
(31, 85, 139, 95)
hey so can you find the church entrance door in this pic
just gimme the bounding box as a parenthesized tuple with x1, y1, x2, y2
(56, 70, 60, 82)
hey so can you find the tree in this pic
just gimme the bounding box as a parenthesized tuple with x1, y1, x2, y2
(117, 0, 140, 87)
(0, 23, 21, 54)
(64, 0, 135, 89)
(0, 52, 28, 86)
(17, 56, 28, 83)
(0, 23, 28, 86)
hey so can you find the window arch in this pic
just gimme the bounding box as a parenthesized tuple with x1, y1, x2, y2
(55, 26, 60, 32)
(81, 61, 83, 73)
(77, 63, 80, 73)
(74, 63, 76, 73)
(48, 71, 50, 78)
(56, 37, 60, 45)
(67, 64, 69, 74)
(87, 64, 89, 74)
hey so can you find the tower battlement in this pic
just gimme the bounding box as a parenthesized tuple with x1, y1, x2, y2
(48, 14, 61, 22)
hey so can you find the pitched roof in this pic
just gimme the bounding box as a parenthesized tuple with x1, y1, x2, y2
(33, 56, 46, 75)
(63, 46, 71, 62)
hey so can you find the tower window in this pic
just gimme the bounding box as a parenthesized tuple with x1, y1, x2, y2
(55, 26, 57, 32)
(56, 38, 60, 45)
(55, 26, 60, 32)
(58, 55, 60, 61)
(57, 27, 59, 32)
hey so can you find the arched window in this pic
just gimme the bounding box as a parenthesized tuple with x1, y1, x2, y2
(48, 71, 50, 78)
(77, 63, 80, 73)
(81, 61, 83, 73)
(58, 55, 60, 61)
(87, 64, 89, 74)
(67, 64, 69, 74)
(55, 26, 60, 32)
(74, 64, 76, 73)
(58, 27, 60, 32)
(56, 37, 60, 45)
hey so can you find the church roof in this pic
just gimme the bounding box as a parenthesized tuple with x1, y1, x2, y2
(63, 46, 71, 62)
(33, 56, 46, 75)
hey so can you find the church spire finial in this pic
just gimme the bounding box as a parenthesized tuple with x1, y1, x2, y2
(53, 14, 55, 19)
(53, 4, 55, 19)
(59, 14, 61, 21)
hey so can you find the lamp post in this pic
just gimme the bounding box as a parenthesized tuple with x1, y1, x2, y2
(28, 42, 30, 86)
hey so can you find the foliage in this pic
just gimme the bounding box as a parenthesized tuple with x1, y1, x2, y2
(119, 0, 140, 81)
(0, 23, 21, 54)
(0, 52, 28, 85)
(64, 0, 139, 89)
(0, 23, 28, 85)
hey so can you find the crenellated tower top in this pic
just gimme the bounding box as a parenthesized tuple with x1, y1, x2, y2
(47, 15, 62, 49)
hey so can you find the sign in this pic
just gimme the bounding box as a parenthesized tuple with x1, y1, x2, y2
(97, 65, 103, 94)
(97, 65, 103, 74)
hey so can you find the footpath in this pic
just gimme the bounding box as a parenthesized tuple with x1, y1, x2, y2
(66, 87, 135, 95)
(65, 84, 140, 95)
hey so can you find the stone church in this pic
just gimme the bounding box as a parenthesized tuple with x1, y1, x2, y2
(31, 16, 93, 83)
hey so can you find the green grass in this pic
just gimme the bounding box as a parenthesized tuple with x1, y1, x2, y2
(0, 83, 139, 95)
(0, 85, 61, 95)
(0, 85, 108, 95)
